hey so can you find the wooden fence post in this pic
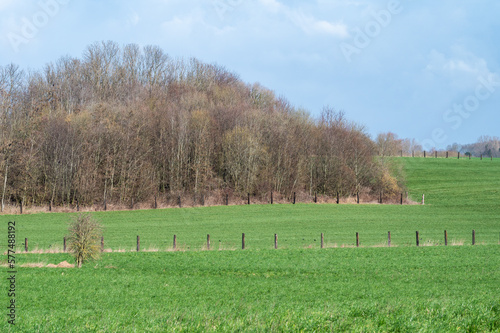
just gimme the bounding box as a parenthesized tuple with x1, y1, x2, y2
(321, 233, 324, 249)
(130, 198, 134, 210)
(154, 196, 157, 209)
(242, 233, 245, 250)
(137, 235, 140, 252)
(314, 192, 317, 203)
(458, 152, 460, 159)
(472, 230, 475, 245)
(20, 201, 22, 215)
(481, 154, 483, 160)
(337, 192, 339, 204)
(446, 151, 449, 158)
(412, 150, 414, 158)
(356, 232, 359, 247)
(416, 231, 419, 246)
(104, 199, 107, 211)
(201, 194, 204, 206)
(63, 237, 66, 252)
(388, 231, 391, 247)
(247, 193, 250, 205)
(274, 234, 278, 249)
(400, 193, 403, 205)
(25, 238, 28, 252)
(271, 191, 273, 204)
(173, 235, 177, 250)
(357, 192, 359, 204)
(101, 236, 104, 252)
(401, 150, 403, 157)
(293, 192, 296, 204)
(225, 194, 228, 206)
(424, 151, 426, 158)
(380, 192, 382, 204)
(76, 199, 79, 212)
(178, 196, 181, 208)
(444, 230, 448, 246)
(207, 234, 210, 250)
(49, 200, 52, 212)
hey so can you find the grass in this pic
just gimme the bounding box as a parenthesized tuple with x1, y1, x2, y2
(3, 246, 500, 332)
(1, 157, 500, 331)
(3, 203, 499, 251)
(2, 157, 500, 250)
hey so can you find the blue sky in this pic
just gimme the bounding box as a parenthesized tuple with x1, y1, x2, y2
(1, 0, 499, 149)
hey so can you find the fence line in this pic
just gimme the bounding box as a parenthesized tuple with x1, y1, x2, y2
(7, 154, 497, 215)
(394, 151, 496, 160)
(19, 230, 498, 253)
(12, 191, 415, 215)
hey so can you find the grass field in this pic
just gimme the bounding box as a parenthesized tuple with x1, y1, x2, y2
(1, 157, 500, 331)
(4, 246, 500, 332)
(3, 157, 500, 250)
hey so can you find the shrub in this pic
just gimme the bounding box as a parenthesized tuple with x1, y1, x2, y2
(66, 213, 103, 268)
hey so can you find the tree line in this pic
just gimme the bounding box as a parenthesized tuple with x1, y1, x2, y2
(448, 136, 500, 158)
(0, 41, 404, 210)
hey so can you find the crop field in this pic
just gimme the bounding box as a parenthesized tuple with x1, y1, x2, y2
(1, 157, 500, 331)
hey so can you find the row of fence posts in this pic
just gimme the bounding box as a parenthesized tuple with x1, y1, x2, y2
(17, 190, 408, 214)
(21, 230, 491, 252)
(405, 150, 493, 160)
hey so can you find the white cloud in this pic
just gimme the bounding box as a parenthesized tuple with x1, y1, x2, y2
(258, 0, 283, 12)
(427, 48, 493, 77)
(161, 16, 194, 36)
(289, 11, 348, 38)
(425, 48, 498, 91)
(257, 0, 348, 38)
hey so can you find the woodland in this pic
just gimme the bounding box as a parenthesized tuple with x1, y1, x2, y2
(0, 41, 405, 210)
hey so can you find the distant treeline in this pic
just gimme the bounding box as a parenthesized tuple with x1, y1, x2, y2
(448, 136, 500, 158)
(0, 41, 404, 209)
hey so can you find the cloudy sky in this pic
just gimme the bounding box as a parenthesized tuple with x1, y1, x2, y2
(1, 0, 499, 149)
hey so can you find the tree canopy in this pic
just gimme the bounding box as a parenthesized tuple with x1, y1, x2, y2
(0, 41, 403, 209)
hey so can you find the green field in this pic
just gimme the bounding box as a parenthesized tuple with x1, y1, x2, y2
(3, 157, 500, 250)
(1, 157, 500, 331)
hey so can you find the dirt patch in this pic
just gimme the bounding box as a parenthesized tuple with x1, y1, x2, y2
(45, 261, 75, 268)
(57, 261, 75, 268)
(20, 263, 46, 268)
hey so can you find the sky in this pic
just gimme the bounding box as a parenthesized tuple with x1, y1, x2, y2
(1, 0, 499, 150)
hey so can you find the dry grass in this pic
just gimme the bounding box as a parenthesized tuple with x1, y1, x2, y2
(27, 245, 64, 254)
(1, 190, 417, 216)
(7, 239, 490, 254)
(451, 239, 465, 246)
(20, 262, 46, 268)
(372, 242, 393, 248)
(142, 246, 160, 252)
(421, 240, 441, 247)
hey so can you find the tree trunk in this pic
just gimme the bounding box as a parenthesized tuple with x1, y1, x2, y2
(1, 160, 7, 212)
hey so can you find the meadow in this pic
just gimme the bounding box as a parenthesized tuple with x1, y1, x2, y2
(1, 157, 500, 331)
(4, 157, 500, 251)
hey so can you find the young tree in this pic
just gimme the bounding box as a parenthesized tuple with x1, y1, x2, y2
(66, 213, 103, 268)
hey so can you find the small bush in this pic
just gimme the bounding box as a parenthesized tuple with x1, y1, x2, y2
(66, 213, 103, 268)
